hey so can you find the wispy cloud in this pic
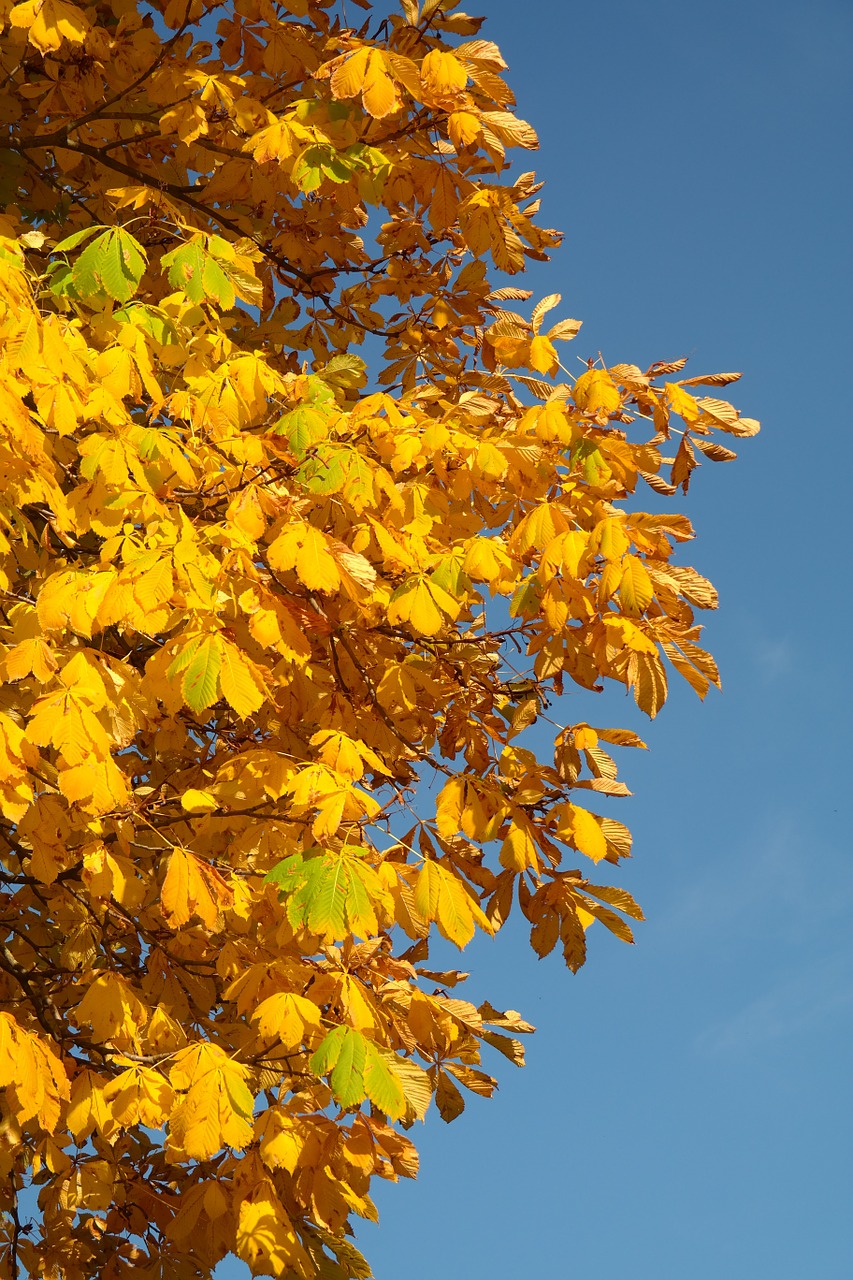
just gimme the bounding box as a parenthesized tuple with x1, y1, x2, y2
(694, 951, 853, 1057)
(752, 635, 794, 683)
(651, 807, 853, 1057)
(659, 811, 852, 942)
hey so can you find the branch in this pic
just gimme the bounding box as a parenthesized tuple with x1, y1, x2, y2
(65, 1, 198, 133)
(2, 133, 409, 339)
(0, 945, 64, 1045)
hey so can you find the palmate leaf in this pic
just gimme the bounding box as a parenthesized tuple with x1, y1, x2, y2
(303, 856, 348, 939)
(262, 851, 307, 894)
(113, 302, 179, 347)
(162, 234, 259, 310)
(310, 1025, 365, 1108)
(272, 403, 331, 454)
(310, 1027, 407, 1119)
(71, 227, 146, 302)
(218, 640, 265, 718)
(265, 847, 385, 943)
(296, 446, 374, 502)
(295, 448, 347, 494)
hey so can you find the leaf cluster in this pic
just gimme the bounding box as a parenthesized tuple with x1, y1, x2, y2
(0, 1, 757, 1277)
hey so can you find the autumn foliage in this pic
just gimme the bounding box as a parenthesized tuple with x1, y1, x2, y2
(0, 0, 757, 1275)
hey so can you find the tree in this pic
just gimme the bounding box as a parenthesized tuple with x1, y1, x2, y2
(0, 0, 758, 1275)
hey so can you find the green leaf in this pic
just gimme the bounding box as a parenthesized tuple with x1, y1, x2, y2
(379, 1050, 432, 1121)
(53, 224, 106, 254)
(344, 867, 378, 937)
(71, 230, 111, 297)
(274, 847, 383, 943)
(572, 440, 611, 485)
(297, 447, 375, 507)
(114, 303, 178, 347)
(201, 254, 235, 310)
(103, 227, 147, 302)
(263, 851, 307, 892)
(303, 375, 337, 407)
(273, 403, 330, 454)
(303, 858, 348, 940)
(45, 260, 76, 299)
(329, 1027, 367, 1109)
(349, 145, 392, 204)
(362, 1042, 406, 1120)
(182, 636, 222, 713)
(166, 636, 201, 680)
(296, 449, 347, 495)
(162, 240, 207, 304)
(430, 554, 471, 599)
(222, 1069, 255, 1120)
(509, 576, 541, 619)
(321, 353, 368, 393)
(309, 1025, 346, 1076)
(293, 144, 353, 193)
(70, 227, 146, 302)
(312, 1027, 373, 1112)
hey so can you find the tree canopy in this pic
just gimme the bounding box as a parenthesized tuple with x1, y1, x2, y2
(0, 0, 758, 1276)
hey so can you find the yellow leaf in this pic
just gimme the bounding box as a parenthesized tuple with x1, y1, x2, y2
(330, 47, 400, 117)
(65, 1069, 115, 1141)
(75, 973, 149, 1049)
(574, 369, 621, 417)
(0, 1013, 69, 1131)
(219, 639, 266, 718)
(591, 516, 630, 562)
(603, 615, 658, 656)
(665, 382, 702, 425)
(528, 335, 559, 376)
(9, 0, 90, 51)
(448, 110, 481, 149)
(387, 578, 442, 636)
(510, 502, 570, 555)
(161, 847, 233, 930)
(421, 49, 468, 96)
(103, 1065, 175, 1129)
(429, 165, 458, 233)
(268, 523, 341, 594)
(630, 649, 668, 719)
(236, 1189, 310, 1277)
(618, 555, 654, 615)
(556, 803, 608, 863)
(362, 49, 400, 118)
(251, 993, 323, 1048)
(180, 788, 218, 813)
(414, 860, 491, 948)
(499, 818, 541, 873)
(435, 776, 506, 841)
(330, 46, 370, 99)
(169, 1043, 254, 1160)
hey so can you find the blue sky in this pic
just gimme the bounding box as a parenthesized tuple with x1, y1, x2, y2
(221, 0, 853, 1276)
(359, 1, 853, 1278)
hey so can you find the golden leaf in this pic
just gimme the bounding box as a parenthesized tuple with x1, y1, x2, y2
(161, 847, 233, 931)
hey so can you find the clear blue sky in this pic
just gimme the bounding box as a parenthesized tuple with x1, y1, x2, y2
(222, 1, 853, 1276)
(360, 2, 853, 1278)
